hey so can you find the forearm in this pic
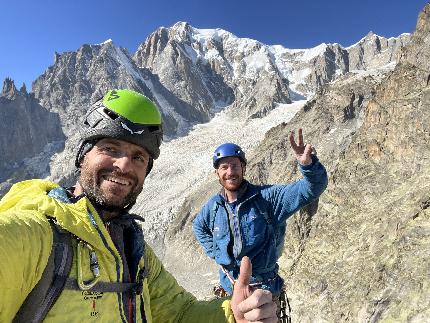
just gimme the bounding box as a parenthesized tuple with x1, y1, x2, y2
(270, 157, 328, 222)
(192, 215, 215, 257)
(299, 155, 328, 197)
(145, 245, 233, 323)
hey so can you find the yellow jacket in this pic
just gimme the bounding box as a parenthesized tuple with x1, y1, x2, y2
(0, 179, 234, 323)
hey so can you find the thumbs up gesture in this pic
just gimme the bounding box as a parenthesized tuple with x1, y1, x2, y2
(231, 257, 277, 322)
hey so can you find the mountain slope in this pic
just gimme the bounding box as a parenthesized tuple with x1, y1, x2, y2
(159, 4, 430, 321)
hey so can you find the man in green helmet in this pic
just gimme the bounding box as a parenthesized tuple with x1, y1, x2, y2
(0, 89, 277, 323)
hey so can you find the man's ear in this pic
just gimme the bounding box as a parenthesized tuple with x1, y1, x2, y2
(214, 168, 220, 178)
(242, 164, 246, 176)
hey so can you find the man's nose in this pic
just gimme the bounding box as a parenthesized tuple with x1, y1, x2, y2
(113, 154, 133, 172)
(226, 165, 235, 174)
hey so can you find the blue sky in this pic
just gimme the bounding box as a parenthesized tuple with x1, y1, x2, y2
(1, 0, 428, 89)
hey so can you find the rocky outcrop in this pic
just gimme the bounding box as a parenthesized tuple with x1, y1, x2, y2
(248, 5, 430, 322)
(0, 79, 64, 189)
(1, 78, 18, 99)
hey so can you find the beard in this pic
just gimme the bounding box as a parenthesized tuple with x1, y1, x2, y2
(78, 166, 143, 212)
(218, 176, 243, 192)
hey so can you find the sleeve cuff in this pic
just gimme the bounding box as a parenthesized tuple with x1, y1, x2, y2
(299, 154, 319, 171)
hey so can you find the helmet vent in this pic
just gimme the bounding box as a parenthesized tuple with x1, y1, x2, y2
(103, 108, 119, 120)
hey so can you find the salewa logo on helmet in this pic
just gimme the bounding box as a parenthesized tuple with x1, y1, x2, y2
(121, 122, 145, 135)
(106, 90, 120, 101)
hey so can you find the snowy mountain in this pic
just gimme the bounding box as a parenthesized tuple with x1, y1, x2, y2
(7, 21, 405, 195)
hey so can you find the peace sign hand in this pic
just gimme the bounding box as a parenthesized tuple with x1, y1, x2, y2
(289, 128, 313, 166)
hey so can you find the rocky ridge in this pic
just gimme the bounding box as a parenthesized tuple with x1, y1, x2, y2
(0, 78, 64, 195)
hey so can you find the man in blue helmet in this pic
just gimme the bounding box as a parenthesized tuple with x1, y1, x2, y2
(193, 129, 328, 322)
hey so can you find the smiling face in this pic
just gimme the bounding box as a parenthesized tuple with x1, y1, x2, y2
(215, 156, 245, 193)
(76, 138, 150, 211)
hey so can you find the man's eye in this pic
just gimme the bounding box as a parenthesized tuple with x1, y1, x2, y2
(100, 146, 114, 152)
(134, 155, 147, 163)
(105, 146, 118, 153)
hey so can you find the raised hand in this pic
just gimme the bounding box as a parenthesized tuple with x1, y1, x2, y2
(289, 128, 313, 166)
(231, 257, 277, 323)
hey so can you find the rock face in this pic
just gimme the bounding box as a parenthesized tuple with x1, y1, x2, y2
(347, 31, 411, 71)
(244, 6, 430, 322)
(0, 79, 64, 194)
(2, 21, 407, 197)
(134, 22, 291, 119)
(134, 22, 410, 119)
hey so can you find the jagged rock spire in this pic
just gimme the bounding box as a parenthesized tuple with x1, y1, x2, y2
(1, 77, 17, 99)
(20, 83, 27, 94)
(416, 2, 430, 35)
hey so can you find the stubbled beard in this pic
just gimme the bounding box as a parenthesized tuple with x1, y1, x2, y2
(79, 167, 143, 212)
(219, 178, 242, 191)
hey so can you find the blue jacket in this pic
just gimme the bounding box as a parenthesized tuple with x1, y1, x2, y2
(193, 156, 328, 295)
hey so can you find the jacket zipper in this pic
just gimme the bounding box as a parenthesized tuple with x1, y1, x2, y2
(88, 211, 129, 323)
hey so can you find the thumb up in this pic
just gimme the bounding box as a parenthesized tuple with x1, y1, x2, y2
(231, 257, 277, 323)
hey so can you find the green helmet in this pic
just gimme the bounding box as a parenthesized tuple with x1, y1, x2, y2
(75, 89, 163, 172)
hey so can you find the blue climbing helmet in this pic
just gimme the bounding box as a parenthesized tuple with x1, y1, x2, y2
(213, 143, 246, 168)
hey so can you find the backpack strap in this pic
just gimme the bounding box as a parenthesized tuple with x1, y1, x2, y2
(13, 218, 73, 323)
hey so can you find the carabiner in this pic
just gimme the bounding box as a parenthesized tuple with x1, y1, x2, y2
(77, 240, 101, 290)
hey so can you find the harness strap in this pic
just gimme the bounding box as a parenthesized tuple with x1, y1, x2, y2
(64, 278, 139, 293)
(64, 252, 148, 294)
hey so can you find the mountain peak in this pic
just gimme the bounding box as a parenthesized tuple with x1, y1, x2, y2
(1, 77, 18, 99)
(99, 38, 113, 46)
(171, 21, 192, 33)
(19, 83, 27, 94)
(415, 3, 430, 35)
